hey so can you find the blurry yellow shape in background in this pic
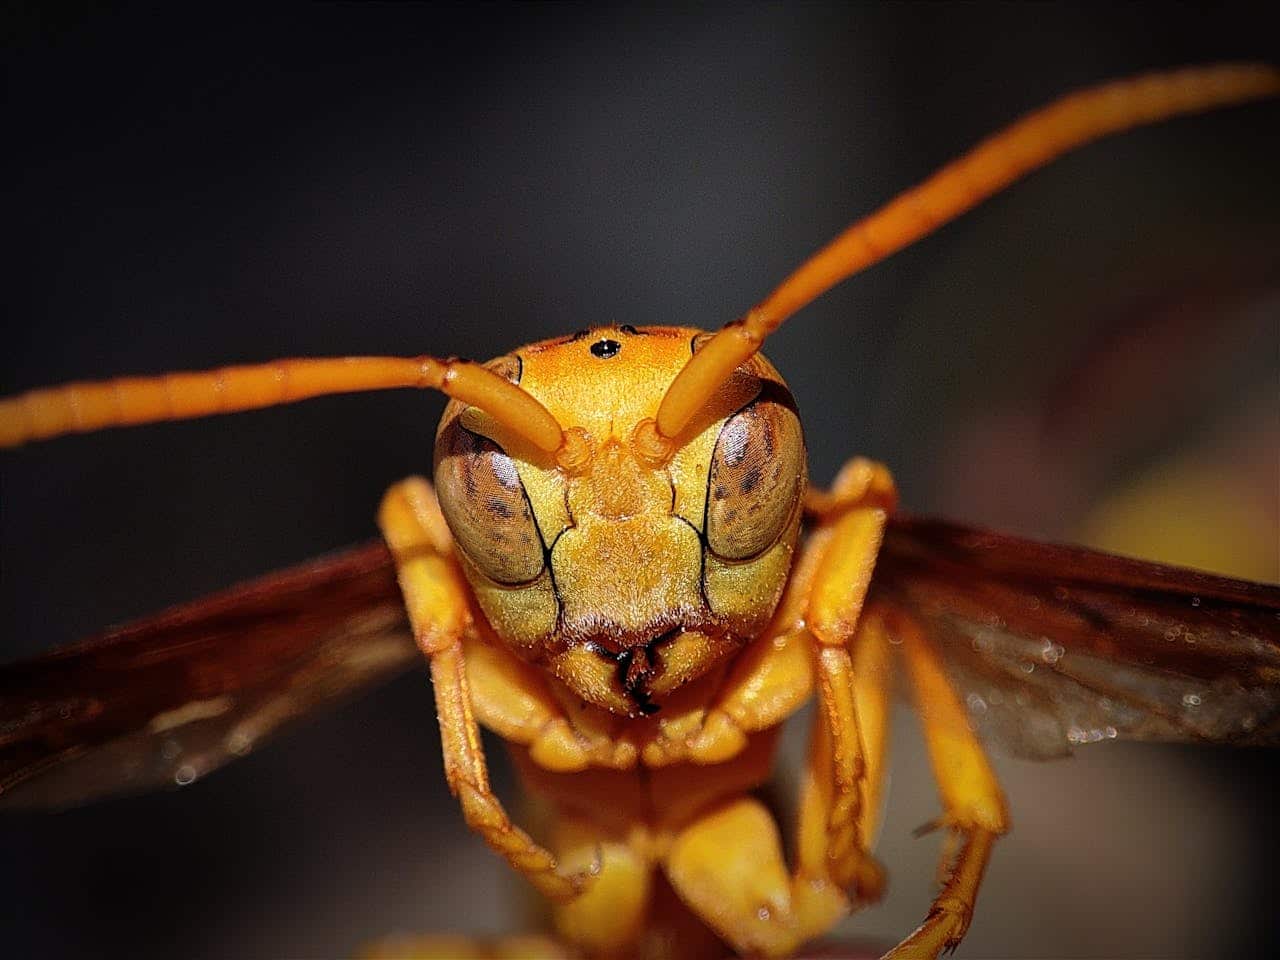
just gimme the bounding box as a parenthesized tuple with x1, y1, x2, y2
(1081, 456, 1279, 584)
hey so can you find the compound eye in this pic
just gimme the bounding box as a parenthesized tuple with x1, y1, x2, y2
(705, 389, 805, 560)
(434, 418, 545, 584)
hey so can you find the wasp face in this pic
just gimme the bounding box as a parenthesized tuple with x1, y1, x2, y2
(433, 326, 806, 716)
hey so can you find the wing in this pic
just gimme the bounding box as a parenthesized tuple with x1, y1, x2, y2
(7, 518, 1276, 807)
(0, 542, 415, 809)
(872, 515, 1280, 760)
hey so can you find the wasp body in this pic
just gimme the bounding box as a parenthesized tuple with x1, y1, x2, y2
(2, 11, 1278, 958)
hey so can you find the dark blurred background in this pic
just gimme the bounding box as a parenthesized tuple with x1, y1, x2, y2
(1, 4, 1277, 958)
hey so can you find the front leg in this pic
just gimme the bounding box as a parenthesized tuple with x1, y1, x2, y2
(378, 476, 587, 903)
(808, 459, 1010, 959)
(645, 457, 897, 770)
(802, 457, 898, 892)
(661, 461, 900, 958)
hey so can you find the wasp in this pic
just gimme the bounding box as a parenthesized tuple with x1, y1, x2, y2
(2, 62, 1278, 960)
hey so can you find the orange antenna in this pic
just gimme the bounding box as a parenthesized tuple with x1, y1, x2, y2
(0, 355, 565, 453)
(652, 62, 1280, 445)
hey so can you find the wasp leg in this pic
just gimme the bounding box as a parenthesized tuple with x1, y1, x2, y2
(642, 458, 895, 772)
(681, 458, 896, 780)
(378, 477, 588, 903)
(803, 458, 898, 892)
(383, 474, 630, 774)
(804, 456, 897, 519)
(851, 607, 893, 855)
(797, 606, 894, 904)
(661, 464, 901, 958)
(882, 611, 1009, 960)
(639, 623, 814, 766)
(464, 631, 636, 772)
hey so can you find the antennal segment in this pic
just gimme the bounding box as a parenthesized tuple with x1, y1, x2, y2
(0, 355, 565, 453)
(654, 62, 1280, 442)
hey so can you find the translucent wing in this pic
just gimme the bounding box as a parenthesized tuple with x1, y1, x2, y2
(872, 515, 1280, 760)
(7, 517, 1276, 807)
(0, 543, 415, 809)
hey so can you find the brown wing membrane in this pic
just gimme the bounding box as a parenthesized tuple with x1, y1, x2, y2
(6, 519, 1276, 807)
(0, 542, 413, 809)
(873, 516, 1280, 760)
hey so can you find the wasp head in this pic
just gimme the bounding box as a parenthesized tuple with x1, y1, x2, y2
(433, 326, 805, 716)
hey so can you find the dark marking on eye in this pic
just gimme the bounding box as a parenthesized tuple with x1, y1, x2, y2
(721, 420, 749, 466)
(761, 420, 776, 460)
(620, 324, 642, 335)
(703, 386, 806, 562)
(570, 329, 592, 342)
(486, 496, 514, 520)
(590, 339, 621, 359)
(434, 421, 546, 584)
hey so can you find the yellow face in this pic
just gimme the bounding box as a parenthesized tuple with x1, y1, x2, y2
(433, 325, 806, 716)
